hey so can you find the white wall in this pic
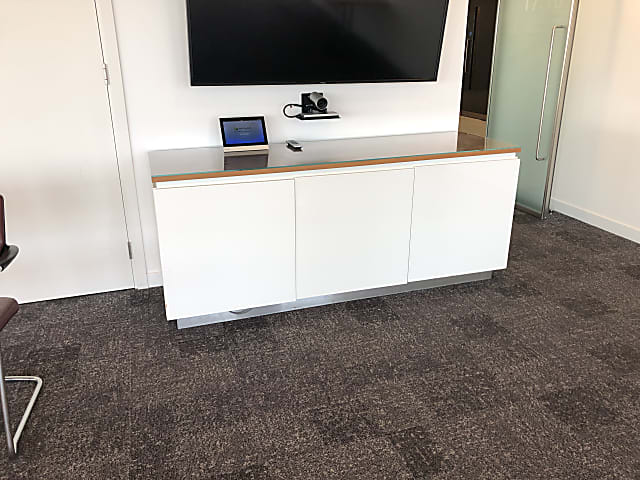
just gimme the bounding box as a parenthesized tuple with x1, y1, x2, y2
(551, 0, 640, 244)
(110, 0, 469, 283)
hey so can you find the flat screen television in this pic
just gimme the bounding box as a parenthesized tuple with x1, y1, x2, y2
(186, 0, 450, 86)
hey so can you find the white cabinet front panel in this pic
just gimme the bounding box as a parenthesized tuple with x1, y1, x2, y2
(295, 169, 414, 298)
(154, 181, 296, 319)
(408, 159, 519, 281)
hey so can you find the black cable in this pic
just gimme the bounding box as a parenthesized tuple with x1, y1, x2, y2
(283, 103, 302, 118)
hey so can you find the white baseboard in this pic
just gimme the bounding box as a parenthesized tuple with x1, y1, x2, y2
(146, 270, 163, 288)
(550, 198, 640, 245)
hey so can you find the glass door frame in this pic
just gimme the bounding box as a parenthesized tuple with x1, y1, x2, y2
(485, 0, 581, 219)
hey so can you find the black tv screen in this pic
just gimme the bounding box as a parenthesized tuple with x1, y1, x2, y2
(186, 0, 450, 85)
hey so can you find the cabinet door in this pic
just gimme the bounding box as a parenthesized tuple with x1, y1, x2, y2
(295, 169, 414, 299)
(409, 159, 519, 282)
(154, 180, 296, 319)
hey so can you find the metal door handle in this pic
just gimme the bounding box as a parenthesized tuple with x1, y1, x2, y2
(463, 6, 480, 81)
(464, 34, 472, 75)
(536, 25, 567, 162)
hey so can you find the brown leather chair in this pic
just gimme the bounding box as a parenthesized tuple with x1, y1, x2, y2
(0, 196, 19, 272)
(0, 194, 43, 455)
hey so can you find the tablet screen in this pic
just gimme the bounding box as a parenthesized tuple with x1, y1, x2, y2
(220, 117, 268, 147)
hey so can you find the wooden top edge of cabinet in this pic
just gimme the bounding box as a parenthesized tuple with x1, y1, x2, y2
(151, 147, 521, 183)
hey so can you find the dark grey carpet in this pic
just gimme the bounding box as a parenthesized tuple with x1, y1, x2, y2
(1, 212, 640, 479)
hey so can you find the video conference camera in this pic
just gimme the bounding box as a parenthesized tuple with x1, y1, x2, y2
(302, 92, 329, 114)
(283, 92, 340, 120)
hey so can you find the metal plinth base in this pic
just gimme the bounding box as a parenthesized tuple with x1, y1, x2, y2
(0, 375, 43, 455)
(175, 271, 493, 329)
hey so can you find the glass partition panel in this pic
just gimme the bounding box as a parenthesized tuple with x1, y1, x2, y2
(487, 0, 574, 215)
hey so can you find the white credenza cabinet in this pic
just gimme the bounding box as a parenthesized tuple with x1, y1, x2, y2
(152, 153, 520, 326)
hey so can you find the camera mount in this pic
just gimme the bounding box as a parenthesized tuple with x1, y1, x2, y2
(283, 92, 340, 120)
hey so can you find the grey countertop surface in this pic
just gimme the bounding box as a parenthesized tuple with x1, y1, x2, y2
(149, 131, 519, 182)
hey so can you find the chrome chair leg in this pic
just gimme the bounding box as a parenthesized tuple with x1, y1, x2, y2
(0, 346, 43, 455)
(5, 377, 43, 454)
(0, 355, 14, 456)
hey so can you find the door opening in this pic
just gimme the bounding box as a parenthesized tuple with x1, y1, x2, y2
(459, 0, 499, 137)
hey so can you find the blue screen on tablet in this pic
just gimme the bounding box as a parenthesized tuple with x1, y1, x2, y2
(221, 118, 267, 146)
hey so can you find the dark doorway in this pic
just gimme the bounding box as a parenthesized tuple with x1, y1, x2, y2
(460, 0, 499, 120)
